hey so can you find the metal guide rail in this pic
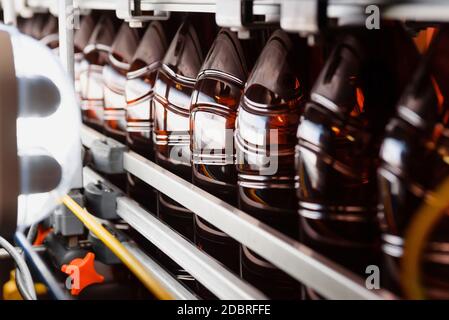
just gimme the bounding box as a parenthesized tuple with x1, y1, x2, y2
(83, 166, 267, 300)
(81, 125, 396, 300)
(121, 241, 199, 300)
(20, 0, 449, 29)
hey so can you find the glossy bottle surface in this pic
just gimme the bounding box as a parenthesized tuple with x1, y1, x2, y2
(20, 14, 58, 49)
(235, 30, 305, 299)
(153, 17, 215, 292)
(40, 15, 59, 49)
(153, 19, 209, 240)
(378, 27, 449, 299)
(103, 23, 140, 143)
(296, 27, 420, 283)
(190, 29, 249, 275)
(27, 14, 47, 39)
(74, 15, 97, 105)
(80, 14, 117, 132)
(17, 17, 32, 35)
(126, 21, 170, 213)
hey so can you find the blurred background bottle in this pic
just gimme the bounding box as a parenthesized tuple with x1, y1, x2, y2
(17, 13, 58, 50)
(80, 13, 118, 132)
(25, 13, 46, 39)
(295, 25, 420, 299)
(74, 14, 97, 107)
(378, 26, 449, 299)
(39, 14, 59, 50)
(103, 22, 140, 144)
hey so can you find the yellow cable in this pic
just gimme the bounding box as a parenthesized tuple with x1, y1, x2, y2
(62, 195, 173, 300)
(401, 177, 449, 299)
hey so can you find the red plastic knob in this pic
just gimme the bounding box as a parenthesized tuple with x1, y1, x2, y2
(61, 252, 104, 296)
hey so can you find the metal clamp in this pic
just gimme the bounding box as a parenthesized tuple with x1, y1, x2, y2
(216, 0, 253, 28)
(84, 181, 120, 220)
(52, 190, 85, 236)
(90, 138, 127, 175)
(280, 0, 329, 35)
(116, 0, 170, 28)
(216, 0, 280, 38)
(16, 0, 47, 17)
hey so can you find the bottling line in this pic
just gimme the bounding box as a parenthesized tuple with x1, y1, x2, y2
(0, 0, 448, 302)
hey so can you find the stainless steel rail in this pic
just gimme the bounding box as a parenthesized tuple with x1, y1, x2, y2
(22, 0, 449, 24)
(122, 241, 199, 300)
(83, 166, 268, 300)
(13, 0, 443, 301)
(82, 125, 396, 300)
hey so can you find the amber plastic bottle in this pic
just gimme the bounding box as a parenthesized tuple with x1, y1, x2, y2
(40, 15, 59, 49)
(295, 25, 420, 298)
(235, 30, 306, 299)
(28, 13, 47, 39)
(126, 21, 171, 213)
(74, 15, 97, 104)
(378, 27, 449, 299)
(18, 14, 60, 48)
(103, 22, 140, 144)
(17, 17, 32, 35)
(80, 14, 117, 132)
(153, 16, 215, 240)
(190, 28, 258, 276)
(101, 22, 140, 191)
(152, 15, 215, 292)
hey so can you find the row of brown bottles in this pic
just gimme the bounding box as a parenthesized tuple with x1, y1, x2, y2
(18, 13, 59, 49)
(107, 16, 306, 298)
(296, 25, 420, 299)
(76, 14, 367, 299)
(21, 13, 449, 299)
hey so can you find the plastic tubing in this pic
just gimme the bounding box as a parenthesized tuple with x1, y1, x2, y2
(62, 195, 173, 300)
(401, 176, 449, 299)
